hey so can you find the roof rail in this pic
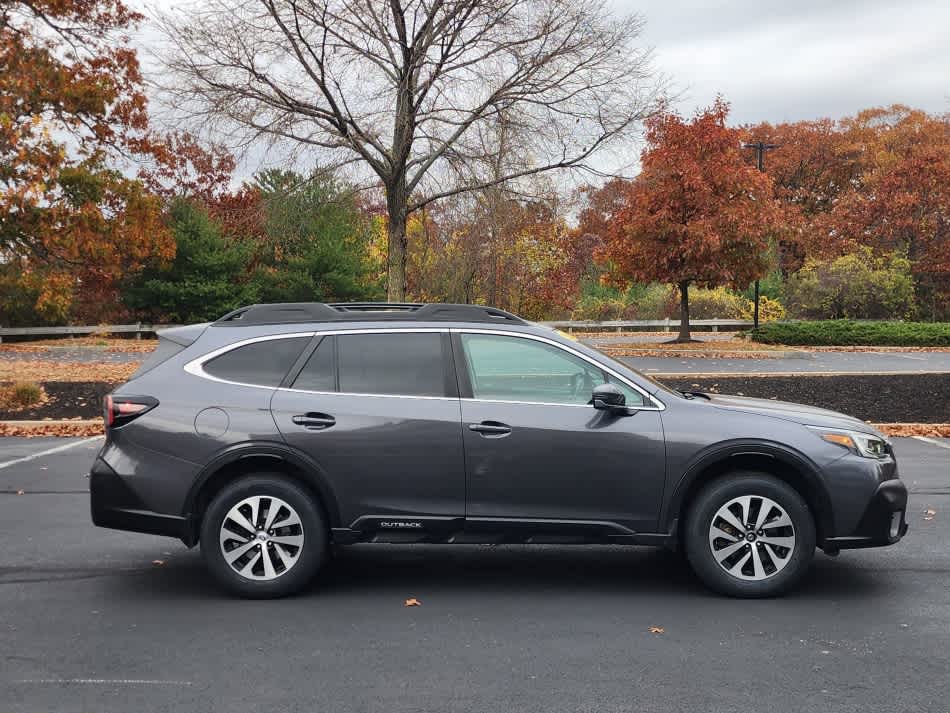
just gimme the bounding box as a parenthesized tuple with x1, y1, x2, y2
(212, 302, 527, 327)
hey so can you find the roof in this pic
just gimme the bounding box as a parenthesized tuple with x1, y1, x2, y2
(212, 302, 528, 327)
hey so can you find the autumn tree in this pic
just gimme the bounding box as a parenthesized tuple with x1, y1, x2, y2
(0, 0, 174, 321)
(600, 99, 784, 341)
(158, 0, 660, 301)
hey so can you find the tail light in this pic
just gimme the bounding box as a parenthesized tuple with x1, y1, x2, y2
(103, 395, 159, 428)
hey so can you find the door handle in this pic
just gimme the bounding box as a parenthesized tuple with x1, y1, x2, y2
(292, 413, 336, 430)
(469, 421, 512, 437)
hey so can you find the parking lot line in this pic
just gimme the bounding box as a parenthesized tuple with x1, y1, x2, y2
(14, 679, 193, 686)
(0, 436, 102, 471)
(912, 436, 950, 451)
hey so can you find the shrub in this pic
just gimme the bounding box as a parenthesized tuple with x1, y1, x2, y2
(3, 382, 44, 408)
(738, 295, 787, 322)
(752, 320, 950, 346)
(623, 283, 677, 319)
(784, 249, 916, 320)
(571, 296, 626, 320)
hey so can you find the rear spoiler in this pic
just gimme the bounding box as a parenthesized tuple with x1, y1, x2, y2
(155, 323, 210, 347)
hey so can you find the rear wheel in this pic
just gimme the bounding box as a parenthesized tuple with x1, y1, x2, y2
(684, 473, 815, 598)
(200, 474, 327, 598)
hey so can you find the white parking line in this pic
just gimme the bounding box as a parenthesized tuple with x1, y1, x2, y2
(912, 436, 950, 451)
(14, 678, 192, 686)
(0, 436, 103, 471)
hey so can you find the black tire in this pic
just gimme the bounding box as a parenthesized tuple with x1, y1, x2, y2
(200, 474, 328, 599)
(684, 473, 816, 598)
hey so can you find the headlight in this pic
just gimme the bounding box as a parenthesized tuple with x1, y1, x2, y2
(809, 427, 888, 459)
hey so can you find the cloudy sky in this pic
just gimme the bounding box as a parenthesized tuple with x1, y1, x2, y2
(617, 0, 949, 124)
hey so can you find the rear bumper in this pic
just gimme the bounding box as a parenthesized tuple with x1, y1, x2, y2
(824, 479, 908, 551)
(90, 457, 192, 543)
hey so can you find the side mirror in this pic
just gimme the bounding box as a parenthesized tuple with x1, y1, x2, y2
(592, 383, 627, 413)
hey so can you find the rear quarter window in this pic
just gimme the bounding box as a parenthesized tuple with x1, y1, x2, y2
(203, 336, 310, 387)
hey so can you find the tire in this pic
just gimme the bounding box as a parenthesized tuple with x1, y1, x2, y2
(684, 473, 816, 598)
(200, 474, 328, 599)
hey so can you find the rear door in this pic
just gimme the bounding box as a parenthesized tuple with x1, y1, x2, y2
(270, 330, 465, 530)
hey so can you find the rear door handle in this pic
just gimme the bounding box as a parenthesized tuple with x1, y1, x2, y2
(292, 413, 336, 430)
(468, 421, 512, 437)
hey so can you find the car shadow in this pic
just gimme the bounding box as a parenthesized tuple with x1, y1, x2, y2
(107, 544, 890, 601)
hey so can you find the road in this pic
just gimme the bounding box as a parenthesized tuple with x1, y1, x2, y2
(613, 351, 950, 375)
(1, 436, 949, 713)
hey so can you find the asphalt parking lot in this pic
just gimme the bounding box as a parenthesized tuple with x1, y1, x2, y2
(2, 436, 949, 713)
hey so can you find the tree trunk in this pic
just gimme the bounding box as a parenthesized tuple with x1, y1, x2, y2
(385, 179, 409, 302)
(677, 280, 691, 342)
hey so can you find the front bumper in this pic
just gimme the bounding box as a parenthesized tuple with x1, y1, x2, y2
(824, 478, 908, 551)
(90, 457, 192, 542)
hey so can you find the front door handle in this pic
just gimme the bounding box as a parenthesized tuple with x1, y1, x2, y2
(292, 413, 336, 430)
(469, 421, 512, 437)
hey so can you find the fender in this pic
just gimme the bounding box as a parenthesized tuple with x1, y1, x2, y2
(181, 440, 342, 528)
(660, 438, 835, 538)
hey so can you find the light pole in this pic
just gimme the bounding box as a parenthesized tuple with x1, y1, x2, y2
(741, 141, 779, 330)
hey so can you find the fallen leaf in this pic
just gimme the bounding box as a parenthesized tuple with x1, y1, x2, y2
(15, 489, 25, 495)
(404, 598, 422, 607)
(649, 626, 664, 634)
(924, 508, 936, 521)
(152, 559, 165, 566)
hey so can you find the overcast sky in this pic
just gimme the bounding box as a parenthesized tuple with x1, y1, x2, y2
(135, 0, 949, 179)
(616, 0, 949, 124)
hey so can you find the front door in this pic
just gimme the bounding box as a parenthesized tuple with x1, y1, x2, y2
(271, 330, 464, 530)
(455, 331, 666, 534)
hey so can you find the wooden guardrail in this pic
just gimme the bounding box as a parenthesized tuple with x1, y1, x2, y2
(540, 319, 754, 333)
(0, 323, 177, 342)
(0, 318, 753, 341)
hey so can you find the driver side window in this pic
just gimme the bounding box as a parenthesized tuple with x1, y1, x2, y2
(461, 333, 642, 406)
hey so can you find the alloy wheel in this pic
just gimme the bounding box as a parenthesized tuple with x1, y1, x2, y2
(707, 495, 796, 581)
(218, 495, 305, 581)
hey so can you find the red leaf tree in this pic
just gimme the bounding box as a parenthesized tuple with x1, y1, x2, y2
(600, 98, 785, 341)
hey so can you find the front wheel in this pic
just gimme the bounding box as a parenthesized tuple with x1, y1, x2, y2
(200, 474, 328, 598)
(684, 473, 816, 598)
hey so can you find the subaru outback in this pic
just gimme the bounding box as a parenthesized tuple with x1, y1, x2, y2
(90, 302, 908, 598)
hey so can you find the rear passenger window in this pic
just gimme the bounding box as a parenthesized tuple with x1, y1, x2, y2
(203, 337, 309, 387)
(291, 337, 335, 392)
(337, 333, 444, 397)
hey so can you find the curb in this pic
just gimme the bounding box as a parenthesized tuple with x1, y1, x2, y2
(604, 349, 810, 359)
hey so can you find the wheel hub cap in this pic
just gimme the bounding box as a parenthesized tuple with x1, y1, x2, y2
(219, 495, 305, 581)
(708, 495, 796, 581)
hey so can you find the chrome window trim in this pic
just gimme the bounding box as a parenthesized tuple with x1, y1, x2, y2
(276, 387, 456, 402)
(185, 328, 447, 394)
(184, 325, 664, 410)
(453, 328, 665, 411)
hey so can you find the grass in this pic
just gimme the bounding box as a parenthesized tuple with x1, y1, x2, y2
(752, 320, 950, 347)
(1, 382, 44, 409)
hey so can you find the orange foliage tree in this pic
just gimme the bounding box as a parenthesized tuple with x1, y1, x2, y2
(0, 0, 174, 322)
(600, 99, 784, 341)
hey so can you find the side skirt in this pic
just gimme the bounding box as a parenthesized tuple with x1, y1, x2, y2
(332, 515, 675, 547)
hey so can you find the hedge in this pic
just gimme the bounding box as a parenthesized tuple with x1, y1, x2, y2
(751, 320, 950, 347)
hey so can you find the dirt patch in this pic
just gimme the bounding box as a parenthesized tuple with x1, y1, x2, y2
(665, 373, 950, 423)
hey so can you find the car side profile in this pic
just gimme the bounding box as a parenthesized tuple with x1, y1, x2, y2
(90, 302, 908, 598)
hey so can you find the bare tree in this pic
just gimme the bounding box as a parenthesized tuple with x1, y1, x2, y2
(158, 0, 660, 300)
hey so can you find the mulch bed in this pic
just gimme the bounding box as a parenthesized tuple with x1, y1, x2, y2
(0, 381, 112, 420)
(3, 374, 947, 424)
(665, 373, 950, 424)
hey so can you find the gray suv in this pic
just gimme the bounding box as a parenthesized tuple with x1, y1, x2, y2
(90, 302, 908, 598)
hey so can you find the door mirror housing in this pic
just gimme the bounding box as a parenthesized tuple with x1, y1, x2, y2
(592, 383, 628, 413)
